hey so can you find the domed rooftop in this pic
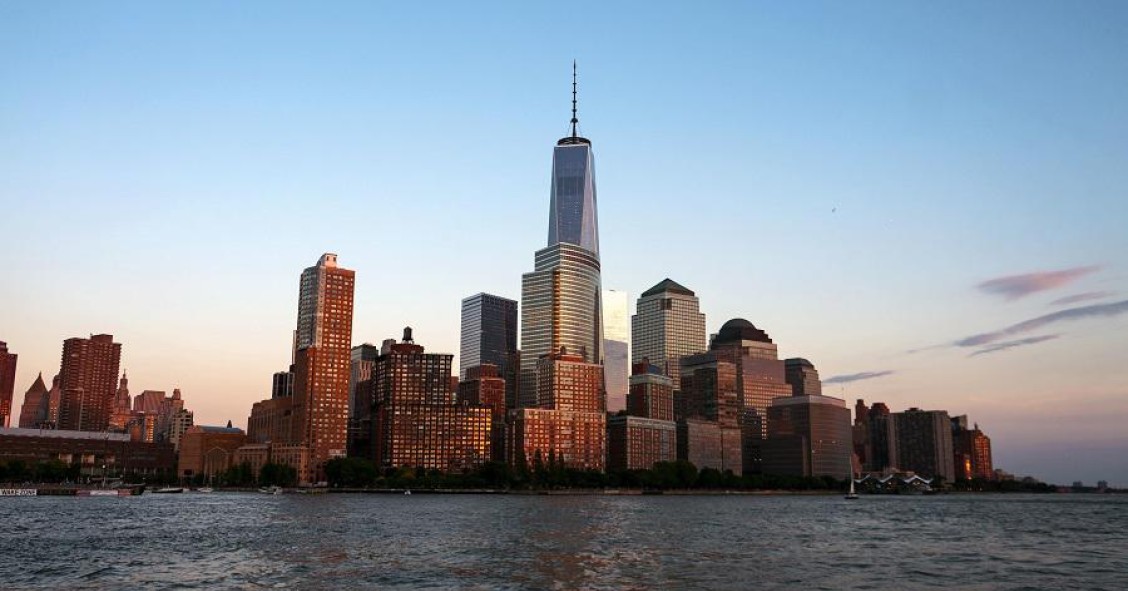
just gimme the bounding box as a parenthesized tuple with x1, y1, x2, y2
(713, 318, 773, 344)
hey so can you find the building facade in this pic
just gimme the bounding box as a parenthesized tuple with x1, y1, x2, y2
(630, 279, 706, 388)
(763, 394, 852, 478)
(178, 425, 247, 480)
(459, 293, 518, 387)
(457, 364, 507, 463)
(0, 341, 16, 428)
(606, 415, 676, 472)
(627, 361, 675, 421)
(17, 373, 49, 429)
(0, 427, 175, 478)
(602, 289, 630, 413)
(291, 253, 355, 482)
(57, 334, 122, 432)
(952, 418, 994, 481)
(891, 408, 955, 482)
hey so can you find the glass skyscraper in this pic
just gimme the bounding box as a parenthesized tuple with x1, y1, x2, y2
(459, 293, 518, 379)
(518, 71, 604, 408)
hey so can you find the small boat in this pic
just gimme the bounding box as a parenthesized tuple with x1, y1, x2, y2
(153, 487, 185, 494)
(845, 477, 859, 500)
(404, 489, 411, 496)
(196, 487, 214, 493)
(258, 485, 283, 495)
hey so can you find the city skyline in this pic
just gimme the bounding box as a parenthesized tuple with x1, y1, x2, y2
(2, 3, 1126, 486)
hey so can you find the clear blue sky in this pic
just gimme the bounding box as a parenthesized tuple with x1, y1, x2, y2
(2, 2, 1126, 486)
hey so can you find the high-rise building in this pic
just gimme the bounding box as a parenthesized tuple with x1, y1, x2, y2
(272, 370, 293, 399)
(459, 294, 518, 390)
(45, 374, 61, 427)
(952, 418, 993, 481)
(519, 68, 604, 408)
(708, 319, 792, 475)
(370, 328, 491, 472)
(58, 334, 122, 432)
(784, 358, 822, 397)
(458, 364, 507, 462)
(854, 400, 893, 472)
(291, 253, 355, 482)
(763, 394, 852, 478)
(679, 353, 743, 475)
(606, 415, 677, 472)
(631, 279, 707, 389)
(891, 408, 955, 482)
(627, 361, 674, 421)
(18, 373, 49, 428)
(167, 408, 195, 451)
(535, 348, 604, 413)
(602, 289, 630, 413)
(348, 343, 380, 458)
(0, 341, 16, 428)
(134, 390, 166, 414)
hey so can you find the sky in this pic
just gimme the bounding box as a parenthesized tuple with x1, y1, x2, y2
(2, 2, 1126, 486)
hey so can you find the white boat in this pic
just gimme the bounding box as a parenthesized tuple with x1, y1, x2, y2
(404, 489, 411, 495)
(196, 487, 214, 493)
(258, 486, 283, 495)
(845, 477, 859, 500)
(153, 487, 185, 494)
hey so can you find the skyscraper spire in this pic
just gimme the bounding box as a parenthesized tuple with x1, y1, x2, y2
(571, 60, 579, 138)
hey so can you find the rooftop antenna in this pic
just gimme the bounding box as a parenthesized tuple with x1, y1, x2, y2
(571, 60, 578, 137)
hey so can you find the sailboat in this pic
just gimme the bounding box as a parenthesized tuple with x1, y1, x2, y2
(845, 476, 859, 500)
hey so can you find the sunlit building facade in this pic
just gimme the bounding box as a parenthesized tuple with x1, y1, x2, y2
(627, 361, 674, 421)
(0, 341, 17, 428)
(631, 279, 706, 389)
(17, 372, 49, 429)
(58, 334, 122, 432)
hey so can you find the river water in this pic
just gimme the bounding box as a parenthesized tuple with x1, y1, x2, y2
(1, 493, 1125, 590)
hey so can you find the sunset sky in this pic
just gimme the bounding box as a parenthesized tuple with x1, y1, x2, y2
(2, 2, 1126, 486)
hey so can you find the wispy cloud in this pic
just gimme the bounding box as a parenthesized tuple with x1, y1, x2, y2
(1049, 291, 1115, 306)
(969, 334, 1060, 357)
(977, 265, 1099, 301)
(956, 299, 1128, 347)
(824, 370, 895, 384)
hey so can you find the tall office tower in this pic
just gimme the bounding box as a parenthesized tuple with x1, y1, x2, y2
(18, 373, 49, 428)
(952, 418, 994, 481)
(891, 408, 955, 482)
(784, 358, 821, 397)
(519, 66, 604, 408)
(58, 334, 122, 431)
(708, 319, 792, 475)
(371, 328, 491, 471)
(627, 361, 674, 421)
(459, 293, 518, 389)
(679, 353, 743, 474)
(763, 394, 852, 478)
(631, 279, 706, 389)
(292, 253, 355, 482)
(271, 371, 293, 399)
(348, 343, 381, 458)
(602, 289, 630, 413)
(0, 341, 16, 428)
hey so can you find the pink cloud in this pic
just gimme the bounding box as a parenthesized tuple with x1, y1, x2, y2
(977, 265, 1100, 300)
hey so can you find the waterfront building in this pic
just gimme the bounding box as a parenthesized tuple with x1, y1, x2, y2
(0, 341, 14, 428)
(535, 348, 604, 413)
(459, 293, 518, 393)
(0, 427, 175, 478)
(369, 329, 492, 472)
(606, 415, 676, 472)
(17, 372, 49, 428)
(854, 400, 893, 472)
(247, 396, 295, 444)
(784, 358, 821, 397)
(627, 360, 674, 421)
(891, 408, 955, 482)
(678, 353, 743, 474)
(178, 425, 247, 481)
(291, 253, 355, 482)
(519, 68, 604, 408)
(458, 364, 507, 462)
(763, 394, 852, 478)
(603, 289, 630, 413)
(58, 334, 122, 432)
(348, 343, 380, 458)
(952, 418, 994, 481)
(676, 418, 734, 473)
(708, 319, 793, 475)
(630, 279, 706, 388)
(508, 408, 606, 472)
